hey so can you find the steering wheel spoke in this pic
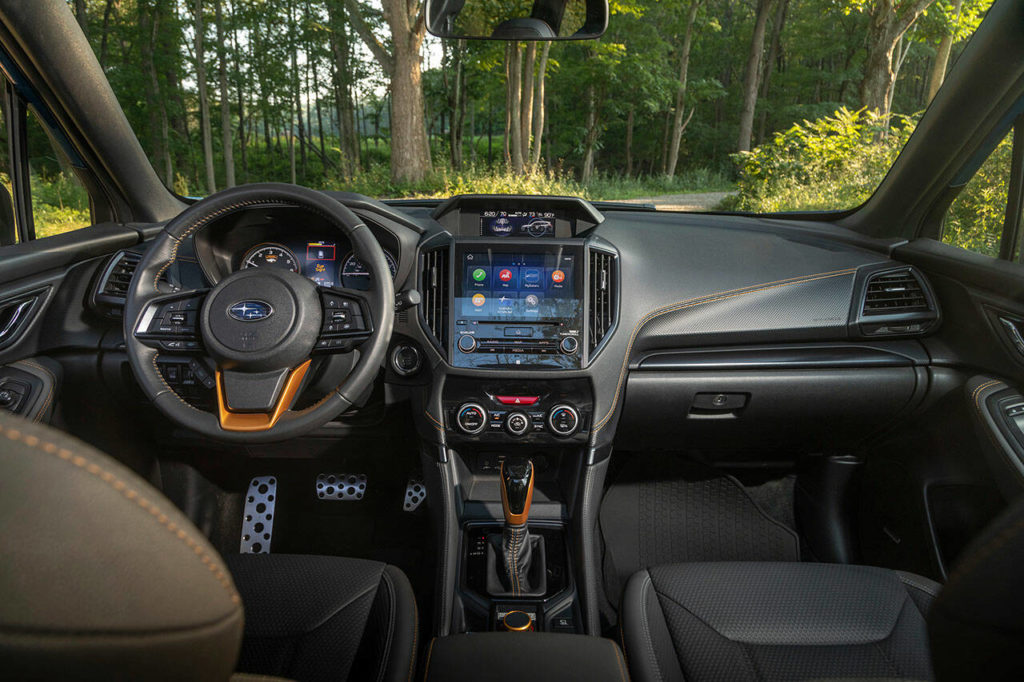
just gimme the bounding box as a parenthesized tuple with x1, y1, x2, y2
(315, 287, 373, 353)
(133, 290, 209, 352)
(215, 360, 312, 432)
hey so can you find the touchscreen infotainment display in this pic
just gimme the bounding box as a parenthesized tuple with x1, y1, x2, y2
(452, 243, 584, 370)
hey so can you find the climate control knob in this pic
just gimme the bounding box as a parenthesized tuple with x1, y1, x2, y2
(559, 336, 580, 355)
(505, 411, 531, 437)
(457, 335, 478, 353)
(548, 404, 580, 437)
(456, 403, 488, 435)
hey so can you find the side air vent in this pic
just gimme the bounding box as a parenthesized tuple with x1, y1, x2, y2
(93, 250, 142, 312)
(421, 246, 450, 355)
(858, 267, 938, 337)
(589, 248, 618, 354)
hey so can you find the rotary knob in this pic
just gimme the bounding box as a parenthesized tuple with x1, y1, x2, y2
(548, 404, 580, 437)
(559, 336, 580, 355)
(457, 335, 478, 353)
(456, 403, 487, 435)
(505, 411, 530, 436)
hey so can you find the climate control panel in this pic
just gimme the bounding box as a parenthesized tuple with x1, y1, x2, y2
(443, 378, 593, 444)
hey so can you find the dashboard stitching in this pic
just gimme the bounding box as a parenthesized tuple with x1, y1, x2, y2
(423, 410, 445, 433)
(592, 267, 859, 434)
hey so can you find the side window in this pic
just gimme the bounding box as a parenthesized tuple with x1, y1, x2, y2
(942, 125, 1021, 260)
(25, 107, 91, 239)
(0, 97, 15, 246)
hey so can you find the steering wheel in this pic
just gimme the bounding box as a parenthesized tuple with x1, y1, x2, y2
(124, 183, 395, 443)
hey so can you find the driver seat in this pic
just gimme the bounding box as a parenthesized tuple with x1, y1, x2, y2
(0, 412, 417, 682)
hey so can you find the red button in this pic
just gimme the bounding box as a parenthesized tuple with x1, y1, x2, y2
(495, 396, 539, 406)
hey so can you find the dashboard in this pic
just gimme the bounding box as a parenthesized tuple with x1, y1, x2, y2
(239, 239, 398, 291)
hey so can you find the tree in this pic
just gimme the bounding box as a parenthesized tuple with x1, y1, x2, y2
(344, 0, 432, 183)
(215, 0, 235, 187)
(666, 0, 701, 176)
(194, 0, 217, 193)
(737, 0, 774, 151)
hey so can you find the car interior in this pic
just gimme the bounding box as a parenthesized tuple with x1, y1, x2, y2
(1, 0, 1024, 681)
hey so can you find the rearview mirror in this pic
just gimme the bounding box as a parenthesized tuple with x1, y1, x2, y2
(426, 0, 609, 41)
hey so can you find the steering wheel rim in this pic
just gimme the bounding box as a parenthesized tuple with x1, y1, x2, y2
(124, 183, 395, 443)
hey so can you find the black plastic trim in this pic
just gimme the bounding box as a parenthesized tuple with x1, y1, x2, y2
(636, 343, 925, 371)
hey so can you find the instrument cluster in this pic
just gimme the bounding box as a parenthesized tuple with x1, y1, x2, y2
(239, 239, 398, 291)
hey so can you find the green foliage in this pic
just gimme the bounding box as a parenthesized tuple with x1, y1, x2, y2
(942, 130, 1012, 257)
(726, 107, 916, 212)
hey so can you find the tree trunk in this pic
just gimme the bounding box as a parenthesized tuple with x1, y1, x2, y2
(530, 42, 550, 168)
(926, 0, 962, 102)
(757, 0, 789, 145)
(508, 44, 524, 173)
(520, 42, 536, 167)
(625, 106, 635, 176)
(737, 0, 773, 152)
(666, 0, 700, 176)
(215, 0, 235, 188)
(581, 84, 599, 184)
(74, 0, 88, 38)
(859, 0, 936, 116)
(99, 0, 116, 68)
(194, 0, 216, 193)
(446, 40, 466, 170)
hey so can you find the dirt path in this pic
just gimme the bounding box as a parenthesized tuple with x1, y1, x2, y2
(617, 191, 734, 211)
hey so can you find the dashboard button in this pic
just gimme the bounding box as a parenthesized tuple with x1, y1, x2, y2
(505, 411, 530, 436)
(495, 395, 539, 406)
(548, 404, 580, 437)
(559, 336, 580, 355)
(456, 403, 487, 434)
(457, 335, 478, 353)
(504, 327, 534, 338)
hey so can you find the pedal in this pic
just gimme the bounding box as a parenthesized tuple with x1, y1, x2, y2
(404, 479, 426, 512)
(241, 476, 277, 554)
(316, 473, 366, 501)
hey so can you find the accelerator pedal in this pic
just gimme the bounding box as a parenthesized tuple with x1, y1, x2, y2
(241, 475, 277, 554)
(404, 479, 426, 512)
(316, 473, 366, 501)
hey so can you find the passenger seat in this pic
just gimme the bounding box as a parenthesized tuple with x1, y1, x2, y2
(620, 497, 1024, 681)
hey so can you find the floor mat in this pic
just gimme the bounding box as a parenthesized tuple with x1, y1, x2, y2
(599, 454, 799, 601)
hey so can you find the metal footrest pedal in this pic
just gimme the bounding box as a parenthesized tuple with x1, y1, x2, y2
(404, 479, 426, 511)
(316, 473, 366, 500)
(241, 476, 277, 554)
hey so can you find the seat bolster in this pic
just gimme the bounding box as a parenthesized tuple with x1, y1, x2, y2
(621, 569, 686, 682)
(355, 564, 418, 682)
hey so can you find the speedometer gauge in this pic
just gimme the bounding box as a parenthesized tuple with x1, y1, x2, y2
(340, 250, 398, 290)
(242, 243, 300, 273)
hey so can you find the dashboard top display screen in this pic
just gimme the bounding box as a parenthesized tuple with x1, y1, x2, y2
(458, 249, 577, 320)
(480, 210, 556, 238)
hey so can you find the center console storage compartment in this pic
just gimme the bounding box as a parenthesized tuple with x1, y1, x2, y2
(424, 632, 627, 682)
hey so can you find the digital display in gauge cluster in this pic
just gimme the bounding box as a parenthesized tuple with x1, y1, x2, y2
(480, 211, 556, 238)
(241, 240, 398, 291)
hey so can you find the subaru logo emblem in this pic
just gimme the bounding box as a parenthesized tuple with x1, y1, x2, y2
(229, 300, 273, 322)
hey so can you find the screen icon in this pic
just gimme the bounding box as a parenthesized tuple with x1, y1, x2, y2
(521, 268, 542, 287)
(551, 269, 566, 284)
(472, 268, 487, 282)
(472, 293, 486, 307)
(498, 268, 513, 282)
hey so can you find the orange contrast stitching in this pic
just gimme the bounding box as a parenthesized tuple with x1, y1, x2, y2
(17, 360, 56, 423)
(423, 411, 445, 433)
(0, 422, 239, 604)
(423, 637, 437, 681)
(592, 267, 859, 434)
(407, 598, 419, 682)
(611, 640, 629, 682)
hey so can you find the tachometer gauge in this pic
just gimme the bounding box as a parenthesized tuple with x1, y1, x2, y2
(340, 250, 398, 290)
(241, 243, 300, 274)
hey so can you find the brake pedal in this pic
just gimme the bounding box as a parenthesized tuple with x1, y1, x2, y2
(403, 479, 426, 512)
(316, 473, 366, 501)
(241, 476, 277, 554)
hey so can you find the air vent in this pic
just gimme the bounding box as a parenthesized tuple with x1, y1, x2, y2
(94, 250, 142, 308)
(858, 267, 938, 337)
(421, 246, 450, 355)
(589, 248, 617, 353)
(862, 269, 930, 315)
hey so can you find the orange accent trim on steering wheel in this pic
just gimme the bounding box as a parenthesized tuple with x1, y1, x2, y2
(215, 360, 312, 432)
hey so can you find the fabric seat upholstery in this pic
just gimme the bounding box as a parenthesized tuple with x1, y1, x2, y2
(621, 562, 939, 681)
(225, 554, 417, 682)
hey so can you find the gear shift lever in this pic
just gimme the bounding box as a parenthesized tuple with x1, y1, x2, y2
(487, 457, 546, 598)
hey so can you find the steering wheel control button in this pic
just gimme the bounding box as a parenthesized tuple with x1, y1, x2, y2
(548, 404, 580, 437)
(457, 335, 478, 353)
(495, 395, 540, 406)
(505, 411, 531, 436)
(390, 344, 422, 376)
(457, 403, 488, 434)
(559, 336, 580, 355)
(240, 475, 277, 554)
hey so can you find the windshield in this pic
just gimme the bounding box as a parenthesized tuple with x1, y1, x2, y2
(75, 0, 991, 212)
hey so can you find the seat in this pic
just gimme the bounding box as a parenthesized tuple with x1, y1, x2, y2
(621, 562, 937, 681)
(620, 496, 1024, 682)
(0, 412, 417, 682)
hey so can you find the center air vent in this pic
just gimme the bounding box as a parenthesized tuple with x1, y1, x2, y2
(421, 246, 450, 355)
(588, 248, 618, 353)
(858, 267, 938, 337)
(93, 250, 142, 310)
